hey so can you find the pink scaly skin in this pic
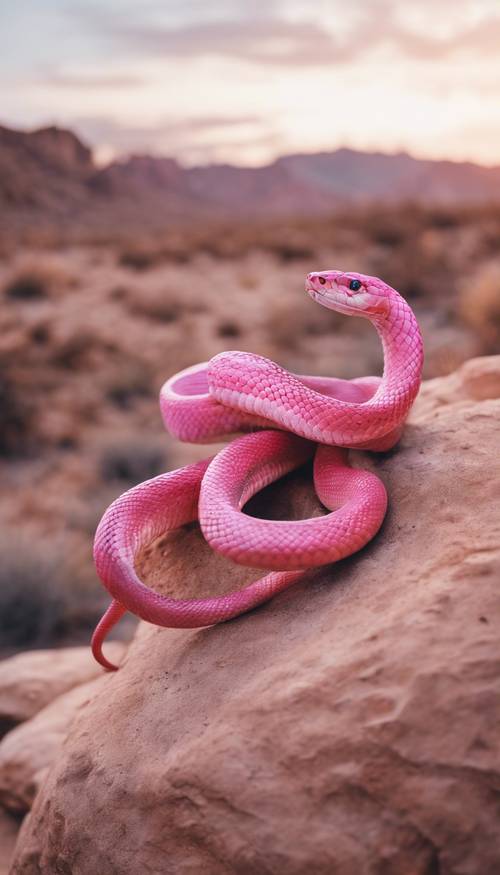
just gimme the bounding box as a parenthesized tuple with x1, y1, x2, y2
(92, 270, 423, 670)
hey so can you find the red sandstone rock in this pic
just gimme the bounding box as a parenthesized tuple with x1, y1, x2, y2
(0, 809, 18, 875)
(10, 357, 500, 874)
(0, 644, 125, 733)
(0, 679, 103, 814)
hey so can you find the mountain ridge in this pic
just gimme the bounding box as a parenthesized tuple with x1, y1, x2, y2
(2, 122, 500, 230)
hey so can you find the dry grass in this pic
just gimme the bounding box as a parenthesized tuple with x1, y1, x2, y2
(98, 435, 168, 484)
(0, 534, 104, 648)
(3, 261, 76, 301)
(0, 372, 35, 456)
(459, 260, 500, 352)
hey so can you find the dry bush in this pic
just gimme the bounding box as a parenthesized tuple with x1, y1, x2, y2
(125, 289, 181, 323)
(265, 240, 314, 263)
(66, 486, 127, 537)
(118, 236, 191, 270)
(236, 271, 259, 290)
(424, 207, 463, 229)
(105, 361, 155, 410)
(29, 322, 51, 345)
(365, 223, 456, 303)
(265, 295, 343, 353)
(459, 261, 500, 352)
(4, 271, 48, 301)
(50, 329, 98, 369)
(0, 535, 103, 648)
(119, 245, 160, 271)
(98, 435, 168, 485)
(3, 261, 76, 301)
(0, 370, 34, 457)
(216, 320, 242, 339)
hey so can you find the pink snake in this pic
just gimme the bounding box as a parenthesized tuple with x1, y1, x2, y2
(92, 270, 423, 671)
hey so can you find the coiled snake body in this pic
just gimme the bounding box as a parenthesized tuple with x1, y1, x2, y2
(92, 270, 423, 670)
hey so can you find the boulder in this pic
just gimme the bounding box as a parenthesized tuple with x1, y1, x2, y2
(11, 357, 500, 875)
(0, 678, 103, 814)
(0, 644, 126, 735)
(0, 809, 19, 875)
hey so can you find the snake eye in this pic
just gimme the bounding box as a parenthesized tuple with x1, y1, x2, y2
(318, 276, 326, 285)
(349, 279, 362, 292)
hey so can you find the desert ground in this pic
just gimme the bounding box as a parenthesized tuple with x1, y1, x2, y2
(1, 203, 499, 652)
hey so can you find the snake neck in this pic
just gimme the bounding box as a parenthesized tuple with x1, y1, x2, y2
(374, 294, 424, 403)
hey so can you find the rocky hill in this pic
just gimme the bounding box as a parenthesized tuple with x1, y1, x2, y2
(3, 355, 500, 874)
(0, 126, 92, 216)
(3, 123, 500, 231)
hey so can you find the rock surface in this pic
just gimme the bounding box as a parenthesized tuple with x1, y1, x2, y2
(0, 644, 125, 736)
(11, 357, 500, 875)
(0, 679, 102, 814)
(0, 810, 18, 875)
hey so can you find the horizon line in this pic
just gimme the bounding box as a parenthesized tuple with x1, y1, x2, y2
(2, 119, 500, 173)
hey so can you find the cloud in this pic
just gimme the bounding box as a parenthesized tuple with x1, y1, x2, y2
(74, 10, 343, 67)
(384, 15, 500, 60)
(73, 114, 268, 157)
(41, 70, 145, 89)
(73, 3, 500, 70)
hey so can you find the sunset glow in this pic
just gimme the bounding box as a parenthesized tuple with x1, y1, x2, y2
(2, 0, 500, 166)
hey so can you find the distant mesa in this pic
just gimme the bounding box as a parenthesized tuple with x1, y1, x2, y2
(1, 122, 500, 230)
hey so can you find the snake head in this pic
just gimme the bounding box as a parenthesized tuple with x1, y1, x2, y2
(305, 270, 392, 318)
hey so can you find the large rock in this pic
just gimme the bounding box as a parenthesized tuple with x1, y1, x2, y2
(0, 678, 103, 814)
(0, 809, 18, 875)
(11, 357, 500, 874)
(0, 644, 125, 735)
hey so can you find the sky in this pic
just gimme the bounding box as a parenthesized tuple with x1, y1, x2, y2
(2, 0, 500, 167)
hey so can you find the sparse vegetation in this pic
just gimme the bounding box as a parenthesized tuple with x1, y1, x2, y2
(0, 536, 103, 649)
(217, 320, 241, 339)
(126, 289, 181, 323)
(105, 362, 154, 409)
(3, 262, 75, 301)
(119, 246, 159, 271)
(460, 260, 500, 352)
(4, 271, 48, 301)
(98, 436, 168, 484)
(0, 371, 34, 457)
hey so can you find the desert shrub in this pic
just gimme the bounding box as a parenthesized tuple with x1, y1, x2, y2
(29, 322, 51, 345)
(118, 232, 193, 268)
(0, 533, 115, 650)
(369, 229, 454, 303)
(109, 284, 129, 301)
(353, 204, 419, 247)
(459, 261, 500, 352)
(237, 271, 259, 290)
(127, 290, 180, 323)
(51, 330, 96, 369)
(425, 208, 462, 229)
(4, 271, 48, 300)
(119, 246, 159, 271)
(267, 242, 314, 262)
(105, 362, 154, 409)
(66, 487, 126, 536)
(0, 538, 70, 647)
(98, 436, 168, 484)
(217, 320, 241, 339)
(266, 296, 342, 352)
(0, 371, 34, 457)
(3, 263, 75, 301)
